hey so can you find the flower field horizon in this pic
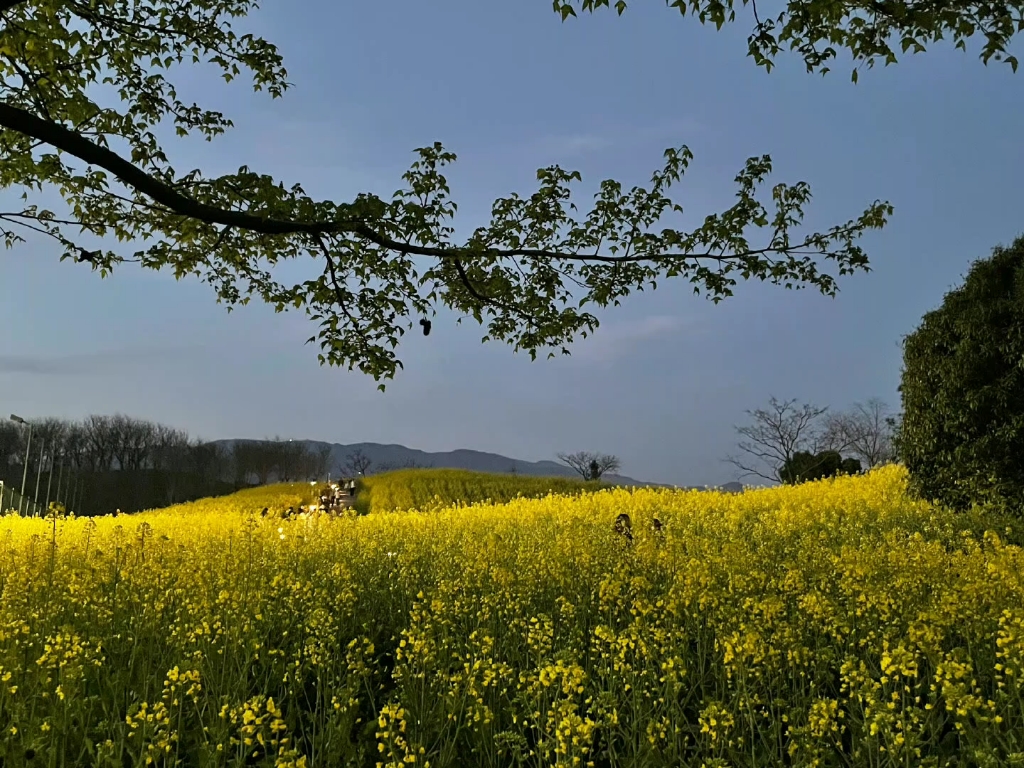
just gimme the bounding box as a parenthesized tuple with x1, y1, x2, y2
(1, 465, 1023, 767)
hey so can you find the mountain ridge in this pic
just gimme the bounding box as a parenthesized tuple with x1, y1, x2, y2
(211, 439, 744, 492)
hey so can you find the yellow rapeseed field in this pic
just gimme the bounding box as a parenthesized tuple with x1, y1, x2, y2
(354, 468, 606, 514)
(1, 465, 1023, 767)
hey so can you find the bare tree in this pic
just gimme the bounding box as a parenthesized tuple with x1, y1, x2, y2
(724, 397, 829, 483)
(0, 421, 20, 468)
(251, 440, 281, 485)
(62, 422, 90, 471)
(190, 441, 225, 484)
(344, 449, 373, 476)
(149, 426, 192, 504)
(32, 417, 70, 458)
(557, 451, 621, 481)
(83, 415, 117, 471)
(231, 441, 259, 486)
(271, 439, 307, 482)
(108, 414, 157, 470)
(307, 445, 332, 480)
(819, 398, 896, 469)
(151, 425, 191, 472)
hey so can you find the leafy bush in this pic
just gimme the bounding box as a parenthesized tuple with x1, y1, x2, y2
(899, 234, 1024, 514)
(780, 450, 861, 484)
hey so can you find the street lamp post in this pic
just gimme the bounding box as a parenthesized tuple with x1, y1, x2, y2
(44, 449, 55, 513)
(34, 439, 45, 515)
(71, 472, 82, 516)
(10, 415, 31, 515)
(55, 455, 65, 509)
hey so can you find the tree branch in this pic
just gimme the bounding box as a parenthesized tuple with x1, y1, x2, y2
(312, 233, 380, 358)
(722, 454, 778, 483)
(451, 257, 540, 327)
(0, 101, 366, 235)
(0, 0, 29, 15)
(0, 101, 873, 269)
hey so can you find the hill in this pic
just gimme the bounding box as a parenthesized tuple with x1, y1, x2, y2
(211, 439, 645, 483)
(212, 438, 743, 490)
(352, 467, 609, 514)
(146, 467, 742, 518)
(150, 481, 319, 518)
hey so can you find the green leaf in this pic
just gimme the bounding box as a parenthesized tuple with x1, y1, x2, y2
(0, 0, 897, 383)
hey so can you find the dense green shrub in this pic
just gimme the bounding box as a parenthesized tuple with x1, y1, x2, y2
(780, 450, 861, 484)
(899, 234, 1024, 514)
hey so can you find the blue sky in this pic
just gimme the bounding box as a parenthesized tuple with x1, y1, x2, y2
(1, 1, 1022, 486)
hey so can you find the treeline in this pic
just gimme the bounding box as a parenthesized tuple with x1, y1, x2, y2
(0, 414, 333, 515)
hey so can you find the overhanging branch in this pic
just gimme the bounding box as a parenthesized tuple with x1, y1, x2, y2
(0, 102, 366, 236)
(0, 101, 867, 269)
(0, 0, 29, 14)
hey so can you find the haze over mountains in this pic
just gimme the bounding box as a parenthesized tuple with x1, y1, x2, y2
(212, 439, 745, 492)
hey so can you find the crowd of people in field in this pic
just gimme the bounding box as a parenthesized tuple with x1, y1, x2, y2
(260, 479, 359, 520)
(253, 480, 665, 542)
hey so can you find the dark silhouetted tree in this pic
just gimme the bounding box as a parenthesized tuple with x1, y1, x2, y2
(83, 415, 117, 472)
(272, 440, 308, 482)
(819, 398, 897, 468)
(724, 397, 829, 483)
(190, 441, 226, 485)
(231, 442, 262, 487)
(307, 446, 331, 480)
(780, 450, 862, 484)
(557, 451, 621, 481)
(345, 449, 373, 476)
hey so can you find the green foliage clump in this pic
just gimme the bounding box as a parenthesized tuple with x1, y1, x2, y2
(780, 450, 861, 485)
(355, 468, 604, 514)
(899, 235, 1024, 515)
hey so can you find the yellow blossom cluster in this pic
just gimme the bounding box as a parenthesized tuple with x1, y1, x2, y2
(0, 465, 1022, 767)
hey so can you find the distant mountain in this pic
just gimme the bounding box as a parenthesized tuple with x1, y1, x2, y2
(211, 439, 744, 491)
(214, 439, 644, 484)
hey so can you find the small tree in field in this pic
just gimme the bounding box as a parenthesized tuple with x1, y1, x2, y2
(557, 451, 621, 481)
(724, 397, 828, 483)
(344, 449, 373, 476)
(900, 235, 1024, 515)
(819, 398, 896, 468)
(779, 450, 862, 485)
